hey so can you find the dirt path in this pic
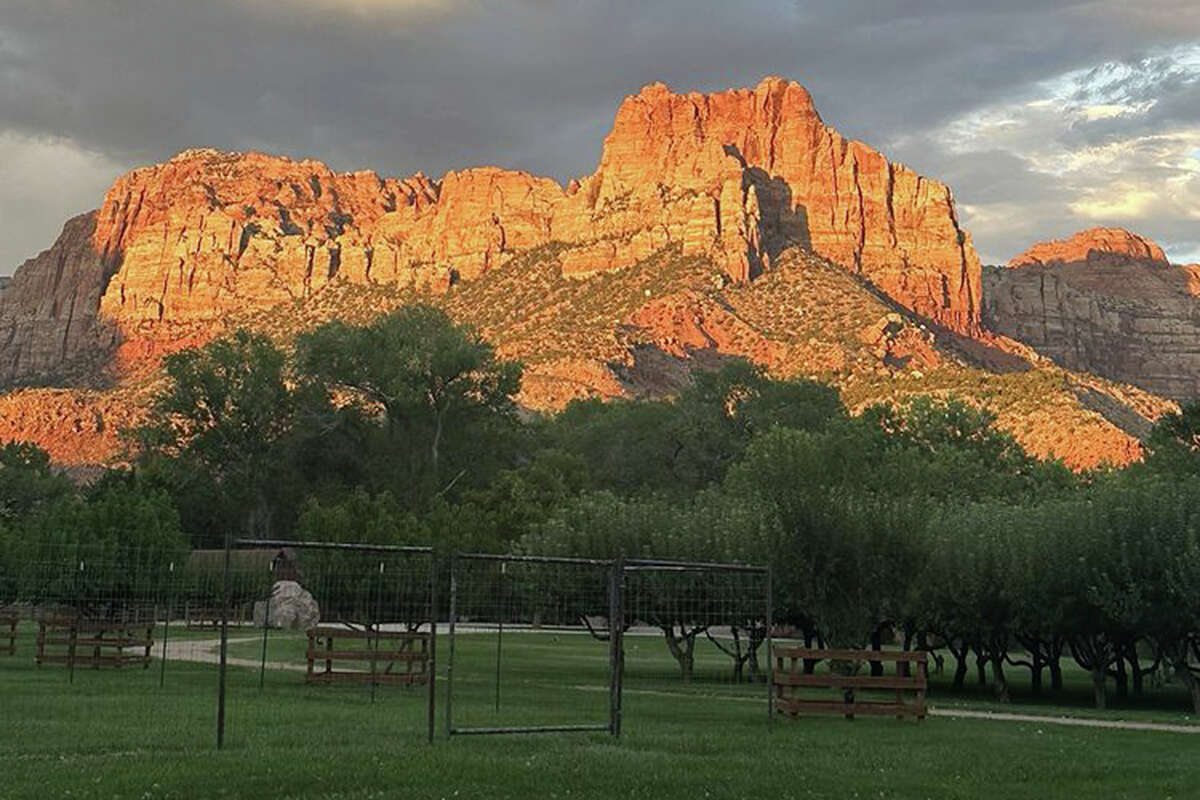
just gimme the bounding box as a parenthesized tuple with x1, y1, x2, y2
(927, 708, 1199, 734)
(164, 635, 306, 673)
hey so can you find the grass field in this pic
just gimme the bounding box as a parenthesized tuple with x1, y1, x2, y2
(2, 625, 1197, 799)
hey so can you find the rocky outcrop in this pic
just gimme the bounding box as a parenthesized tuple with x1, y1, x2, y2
(0, 212, 117, 383)
(560, 78, 981, 332)
(0, 77, 981, 386)
(1008, 227, 1168, 269)
(985, 228, 1200, 400)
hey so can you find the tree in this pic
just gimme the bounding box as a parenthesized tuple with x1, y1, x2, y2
(519, 491, 765, 682)
(295, 490, 431, 626)
(0, 441, 73, 522)
(10, 484, 185, 618)
(863, 397, 1075, 501)
(1144, 401, 1200, 475)
(134, 330, 299, 541)
(547, 362, 844, 496)
(296, 305, 524, 505)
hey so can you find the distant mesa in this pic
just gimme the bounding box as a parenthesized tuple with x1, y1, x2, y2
(986, 227, 1200, 401)
(1007, 226, 1169, 269)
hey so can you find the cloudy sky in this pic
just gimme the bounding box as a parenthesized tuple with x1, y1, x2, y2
(1, 0, 1197, 272)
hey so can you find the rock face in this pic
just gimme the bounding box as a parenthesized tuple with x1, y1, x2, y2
(0, 212, 117, 383)
(0, 77, 981, 385)
(1008, 227, 1168, 268)
(566, 78, 981, 332)
(252, 580, 320, 630)
(985, 228, 1200, 400)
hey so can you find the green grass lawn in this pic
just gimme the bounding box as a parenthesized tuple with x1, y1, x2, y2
(1, 629, 1196, 799)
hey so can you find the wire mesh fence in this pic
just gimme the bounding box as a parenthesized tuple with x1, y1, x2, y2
(620, 559, 773, 726)
(446, 554, 619, 736)
(0, 539, 438, 748)
(223, 540, 438, 745)
(0, 541, 221, 752)
(1, 542, 769, 747)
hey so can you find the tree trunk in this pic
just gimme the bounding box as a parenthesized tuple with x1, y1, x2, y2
(1113, 653, 1129, 700)
(662, 626, 696, 683)
(1049, 659, 1063, 692)
(950, 642, 969, 689)
(899, 629, 913, 677)
(1091, 667, 1107, 709)
(1175, 663, 1200, 714)
(975, 650, 988, 687)
(746, 627, 765, 683)
(869, 629, 884, 677)
(991, 655, 1010, 703)
(1029, 657, 1043, 696)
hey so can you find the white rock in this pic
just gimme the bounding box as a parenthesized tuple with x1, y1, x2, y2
(252, 580, 320, 630)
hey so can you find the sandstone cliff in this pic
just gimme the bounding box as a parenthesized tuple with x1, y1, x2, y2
(0, 77, 981, 387)
(2, 78, 1166, 470)
(0, 212, 117, 384)
(567, 78, 981, 331)
(1008, 227, 1168, 268)
(985, 227, 1200, 401)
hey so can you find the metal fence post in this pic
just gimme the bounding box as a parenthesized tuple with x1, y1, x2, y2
(445, 553, 457, 739)
(370, 560, 385, 703)
(494, 561, 504, 713)
(216, 530, 231, 750)
(766, 566, 775, 727)
(609, 558, 624, 738)
(160, 561, 175, 688)
(258, 559, 274, 692)
(427, 552, 438, 745)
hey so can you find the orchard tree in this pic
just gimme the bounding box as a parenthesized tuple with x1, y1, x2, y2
(0, 441, 73, 522)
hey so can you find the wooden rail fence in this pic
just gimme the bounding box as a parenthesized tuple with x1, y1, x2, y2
(35, 617, 154, 669)
(306, 626, 430, 686)
(772, 647, 927, 720)
(1, 615, 17, 655)
(184, 605, 250, 631)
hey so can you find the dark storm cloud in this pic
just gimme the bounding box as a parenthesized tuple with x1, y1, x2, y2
(0, 0, 1198, 270)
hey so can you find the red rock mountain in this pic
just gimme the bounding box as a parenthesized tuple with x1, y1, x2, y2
(1007, 227, 1169, 269)
(0, 77, 981, 387)
(985, 227, 1200, 400)
(0, 78, 1173, 469)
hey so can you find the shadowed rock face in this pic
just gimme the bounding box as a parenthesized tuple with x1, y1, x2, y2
(985, 228, 1200, 401)
(0, 77, 982, 385)
(0, 211, 118, 384)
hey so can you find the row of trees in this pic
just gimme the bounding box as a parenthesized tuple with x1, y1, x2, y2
(1, 305, 1198, 709)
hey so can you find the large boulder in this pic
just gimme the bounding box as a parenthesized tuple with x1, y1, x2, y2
(253, 580, 320, 630)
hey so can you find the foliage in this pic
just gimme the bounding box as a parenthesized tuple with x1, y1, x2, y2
(0, 441, 74, 523)
(295, 304, 524, 505)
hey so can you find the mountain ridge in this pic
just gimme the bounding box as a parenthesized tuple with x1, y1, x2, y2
(0, 77, 1178, 469)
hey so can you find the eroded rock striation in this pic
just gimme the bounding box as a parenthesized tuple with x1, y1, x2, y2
(570, 78, 981, 331)
(985, 228, 1200, 400)
(0, 77, 981, 386)
(0, 212, 117, 383)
